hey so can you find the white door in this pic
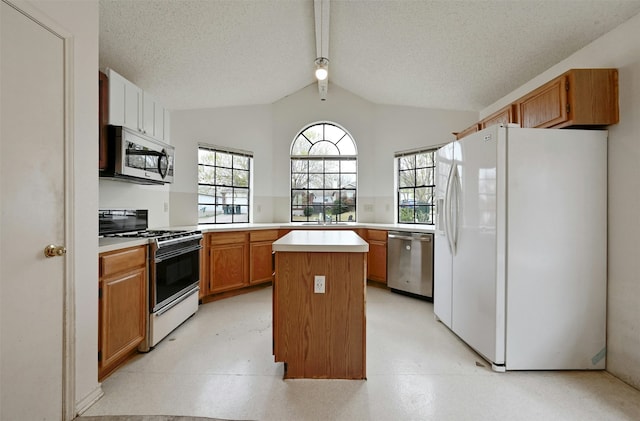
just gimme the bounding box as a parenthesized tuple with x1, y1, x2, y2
(451, 127, 503, 365)
(1, 1, 66, 419)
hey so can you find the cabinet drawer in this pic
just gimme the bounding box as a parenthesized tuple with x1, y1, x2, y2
(367, 230, 387, 242)
(250, 230, 279, 242)
(100, 246, 146, 278)
(208, 231, 248, 246)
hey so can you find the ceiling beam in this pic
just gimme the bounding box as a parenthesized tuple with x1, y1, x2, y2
(314, 0, 330, 101)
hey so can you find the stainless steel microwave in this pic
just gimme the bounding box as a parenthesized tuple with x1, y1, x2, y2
(101, 126, 174, 184)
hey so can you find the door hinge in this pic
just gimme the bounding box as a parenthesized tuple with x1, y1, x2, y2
(98, 287, 102, 299)
(98, 350, 102, 362)
(566, 103, 571, 114)
(565, 80, 570, 91)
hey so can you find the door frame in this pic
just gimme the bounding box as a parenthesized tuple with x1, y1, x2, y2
(3, 1, 76, 419)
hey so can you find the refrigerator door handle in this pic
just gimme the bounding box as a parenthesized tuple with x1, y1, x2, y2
(435, 198, 445, 234)
(452, 166, 461, 252)
(445, 164, 457, 255)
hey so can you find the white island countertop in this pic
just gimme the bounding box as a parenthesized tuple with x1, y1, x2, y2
(272, 230, 369, 253)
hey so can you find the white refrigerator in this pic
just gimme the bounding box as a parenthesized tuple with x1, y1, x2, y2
(434, 124, 607, 371)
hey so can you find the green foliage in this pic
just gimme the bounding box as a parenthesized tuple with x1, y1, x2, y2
(332, 198, 350, 215)
(303, 206, 314, 217)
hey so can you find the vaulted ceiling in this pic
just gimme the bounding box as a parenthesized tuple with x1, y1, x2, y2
(99, 0, 640, 112)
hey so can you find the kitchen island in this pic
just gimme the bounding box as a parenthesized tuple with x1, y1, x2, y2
(272, 230, 369, 379)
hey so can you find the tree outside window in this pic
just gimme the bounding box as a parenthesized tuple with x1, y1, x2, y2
(290, 122, 357, 222)
(198, 146, 252, 224)
(397, 149, 436, 225)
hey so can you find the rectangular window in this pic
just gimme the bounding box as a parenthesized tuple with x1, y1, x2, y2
(396, 148, 436, 225)
(198, 145, 252, 224)
(291, 157, 357, 222)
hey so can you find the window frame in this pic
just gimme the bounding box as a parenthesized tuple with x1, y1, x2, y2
(395, 148, 437, 225)
(197, 144, 253, 225)
(290, 122, 358, 223)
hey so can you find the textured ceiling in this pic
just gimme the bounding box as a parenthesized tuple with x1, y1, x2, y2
(99, 0, 640, 112)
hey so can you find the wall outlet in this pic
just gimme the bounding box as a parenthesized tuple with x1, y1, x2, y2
(314, 275, 325, 294)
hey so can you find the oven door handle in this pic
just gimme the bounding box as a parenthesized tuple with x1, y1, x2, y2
(155, 244, 202, 262)
(154, 286, 199, 316)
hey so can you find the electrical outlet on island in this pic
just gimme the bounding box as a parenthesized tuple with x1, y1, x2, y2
(314, 275, 325, 294)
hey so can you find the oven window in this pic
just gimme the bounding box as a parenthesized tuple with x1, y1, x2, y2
(154, 248, 200, 311)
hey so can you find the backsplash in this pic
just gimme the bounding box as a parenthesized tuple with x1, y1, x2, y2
(99, 179, 170, 228)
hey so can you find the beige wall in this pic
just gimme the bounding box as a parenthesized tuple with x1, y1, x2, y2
(481, 12, 640, 389)
(170, 83, 476, 224)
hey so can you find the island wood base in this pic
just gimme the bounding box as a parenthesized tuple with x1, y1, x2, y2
(273, 251, 367, 379)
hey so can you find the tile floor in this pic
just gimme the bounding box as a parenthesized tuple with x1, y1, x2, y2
(83, 286, 640, 420)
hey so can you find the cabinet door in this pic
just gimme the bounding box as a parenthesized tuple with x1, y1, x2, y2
(455, 123, 480, 140)
(142, 91, 155, 136)
(367, 241, 387, 282)
(199, 245, 208, 299)
(107, 68, 142, 132)
(210, 243, 248, 292)
(480, 104, 518, 129)
(367, 230, 387, 283)
(250, 241, 274, 284)
(99, 266, 146, 378)
(518, 75, 567, 128)
(154, 100, 165, 140)
(107, 68, 126, 127)
(124, 79, 142, 132)
(163, 108, 171, 142)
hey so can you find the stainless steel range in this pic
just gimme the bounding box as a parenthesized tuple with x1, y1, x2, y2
(99, 209, 201, 351)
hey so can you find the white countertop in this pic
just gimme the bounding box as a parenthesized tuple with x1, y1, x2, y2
(98, 237, 150, 254)
(272, 230, 369, 253)
(192, 222, 435, 234)
(99, 222, 434, 253)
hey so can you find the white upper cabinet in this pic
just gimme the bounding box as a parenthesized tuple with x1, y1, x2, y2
(150, 95, 167, 141)
(106, 68, 170, 142)
(107, 68, 142, 131)
(142, 90, 155, 136)
(163, 108, 170, 142)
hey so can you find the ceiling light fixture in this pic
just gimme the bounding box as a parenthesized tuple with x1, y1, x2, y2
(315, 57, 329, 81)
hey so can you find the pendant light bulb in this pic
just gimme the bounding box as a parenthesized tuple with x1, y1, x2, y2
(315, 57, 329, 81)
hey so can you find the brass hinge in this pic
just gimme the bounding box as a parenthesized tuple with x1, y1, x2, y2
(566, 103, 571, 114)
(565, 80, 570, 91)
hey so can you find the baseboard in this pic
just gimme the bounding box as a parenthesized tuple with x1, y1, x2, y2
(75, 384, 104, 416)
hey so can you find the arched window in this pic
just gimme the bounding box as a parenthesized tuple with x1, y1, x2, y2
(290, 122, 357, 222)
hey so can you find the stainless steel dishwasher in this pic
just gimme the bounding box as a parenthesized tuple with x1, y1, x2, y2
(387, 231, 434, 299)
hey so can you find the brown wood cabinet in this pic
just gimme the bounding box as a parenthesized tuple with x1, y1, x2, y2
(202, 230, 281, 297)
(455, 68, 619, 136)
(454, 123, 480, 140)
(249, 229, 278, 285)
(480, 104, 518, 129)
(98, 71, 109, 170)
(207, 231, 249, 293)
(517, 68, 618, 129)
(366, 229, 388, 283)
(273, 248, 367, 379)
(98, 245, 147, 380)
(200, 228, 384, 298)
